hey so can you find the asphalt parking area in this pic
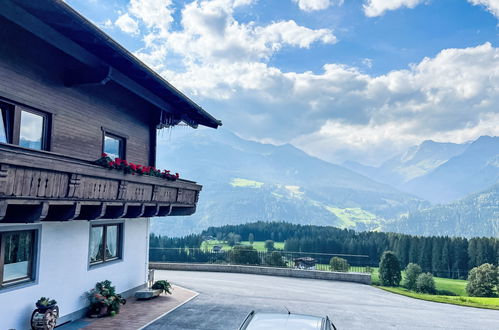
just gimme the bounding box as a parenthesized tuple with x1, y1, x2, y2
(145, 270, 499, 330)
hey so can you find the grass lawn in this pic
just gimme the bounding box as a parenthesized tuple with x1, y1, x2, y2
(371, 268, 499, 310)
(379, 286, 499, 310)
(200, 240, 285, 252)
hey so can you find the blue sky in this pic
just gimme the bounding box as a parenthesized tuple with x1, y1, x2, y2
(67, 0, 499, 165)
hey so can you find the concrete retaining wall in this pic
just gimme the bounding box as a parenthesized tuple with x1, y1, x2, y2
(150, 263, 371, 285)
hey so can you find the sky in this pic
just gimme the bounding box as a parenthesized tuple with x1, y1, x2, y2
(66, 0, 499, 165)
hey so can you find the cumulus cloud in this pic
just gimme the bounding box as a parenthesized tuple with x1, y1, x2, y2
(468, 0, 499, 18)
(115, 13, 139, 35)
(163, 43, 499, 164)
(363, 0, 424, 17)
(131, 0, 336, 70)
(114, 0, 499, 165)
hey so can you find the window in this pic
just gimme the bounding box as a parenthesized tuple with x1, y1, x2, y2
(0, 104, 12, 144)
(0, 100, 50, 151)
(19, 110, 46, 150)
(0, 230, 35, 287)
(89, 223, 122, 265)
(103, 133, 125, 160)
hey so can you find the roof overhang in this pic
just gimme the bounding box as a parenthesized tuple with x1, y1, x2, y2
(2, 0, 222, 129)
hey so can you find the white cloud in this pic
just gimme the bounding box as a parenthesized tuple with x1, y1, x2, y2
(131, 0, 336, 70)
(115, 13, 139, 35)
(161, 43, 499, 164)
(292, 0, 344, 12)
(468, 0, 499, 18)
(114, 0, 499, 165)
(363, 0, 424, 17)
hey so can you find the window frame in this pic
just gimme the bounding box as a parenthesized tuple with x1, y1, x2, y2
(0, 229, 37, 288)
(101, 128, 127, 160)
(17, 107, 50, 151)
(0, 99, 51, 151)
(88, 222, 123, 267)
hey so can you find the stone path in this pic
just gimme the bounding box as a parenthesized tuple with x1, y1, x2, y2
(62, 285, 198, 330)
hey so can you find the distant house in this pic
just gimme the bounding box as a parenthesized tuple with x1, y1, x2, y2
(212, 245, 223, 253)
(293, 257, 316, 270)
(0, 1, 220, 328)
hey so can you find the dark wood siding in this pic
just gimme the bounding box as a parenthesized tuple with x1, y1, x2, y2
(0, 16, 156, 165)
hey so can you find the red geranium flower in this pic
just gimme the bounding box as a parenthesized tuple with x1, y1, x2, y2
(101, 153, 108, 157)
(115, 158, 122, 165)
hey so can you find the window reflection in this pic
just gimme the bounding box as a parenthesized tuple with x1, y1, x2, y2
(2, 231, 33, 283)
(0, 108, 7, 143)
(19, 111, 44, 150)
(104, 135, 122, 160)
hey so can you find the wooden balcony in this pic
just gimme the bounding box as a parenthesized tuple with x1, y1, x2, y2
(0, 144, 201, 223)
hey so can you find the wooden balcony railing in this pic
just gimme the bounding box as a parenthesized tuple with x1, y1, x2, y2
(0, 144, 201, 223)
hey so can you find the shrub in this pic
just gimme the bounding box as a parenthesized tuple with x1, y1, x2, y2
(403, 263, 422, 290)
(228, 245, 260, 265)
(87, 280, 125, 316)
(264, 251, 286, 267)
(329, 257, 350, 272)
(379, 251, 401, 287)
(466, 263, 498, 297)
(152, 280, 173, 295)
(416, 273, 436, 294)
(264, 240, 275, 251)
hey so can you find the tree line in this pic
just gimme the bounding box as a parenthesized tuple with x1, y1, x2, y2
(150, 221, 498, 279)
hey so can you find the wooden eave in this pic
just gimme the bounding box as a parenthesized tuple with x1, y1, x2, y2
(2, 0, 222, 129)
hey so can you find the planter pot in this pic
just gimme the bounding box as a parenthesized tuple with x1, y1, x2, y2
(99, 304, 109, 316)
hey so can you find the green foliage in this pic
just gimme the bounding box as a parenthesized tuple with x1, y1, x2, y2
(403, 263, 422, 290)
(379, 286, 499, 310)
(150, 221, 499, 281)
(228, 245, 260, 265)
(226, 232, 241, 247)
(416, 273, 436, 294)
(436, 289, 457, 296)
(87, 280, 124, 316)
(36, 297, 57, 309)
(264, 240, 275, 251)
(152, 280, 173, 295)
(264, 251, 286, 267)
(379, 251, 401, 287)
(248, 233, 254, 245)
(466, 263, 499, 297)
(329, 257, 350, 272)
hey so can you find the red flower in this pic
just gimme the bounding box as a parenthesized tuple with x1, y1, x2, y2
(115, 158, 122, 165)
(101, 153, 108, 157)
(175, 173, 179, 178)
(123, 160, 128, 166)
(108, 161, 115, 167)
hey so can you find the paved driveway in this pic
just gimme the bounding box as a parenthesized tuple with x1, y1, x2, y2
(145, 270, 499, 330)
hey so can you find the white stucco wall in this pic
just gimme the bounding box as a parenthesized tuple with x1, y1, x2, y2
(0, 218, 149, 330)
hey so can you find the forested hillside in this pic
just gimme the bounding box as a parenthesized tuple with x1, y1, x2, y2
(389, 184, 499, 237)
(150, 222, 498, 279)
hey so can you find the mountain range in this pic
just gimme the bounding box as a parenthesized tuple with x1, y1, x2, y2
(151, 129, 499, 237)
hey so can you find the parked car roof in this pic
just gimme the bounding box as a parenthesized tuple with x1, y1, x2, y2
(239, 312, 336, 330)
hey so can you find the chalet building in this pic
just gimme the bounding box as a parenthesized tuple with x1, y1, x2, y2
(0, 0, 220, 328)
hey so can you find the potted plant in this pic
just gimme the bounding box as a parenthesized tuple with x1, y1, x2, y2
(35, 297, 57, 312)
(31, 297, 59, 330)
(151, 280, 173, 295)
(87, 280, 125, 318)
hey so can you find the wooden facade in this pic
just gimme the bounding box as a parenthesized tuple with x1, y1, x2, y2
(0, 0, 221, 224)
